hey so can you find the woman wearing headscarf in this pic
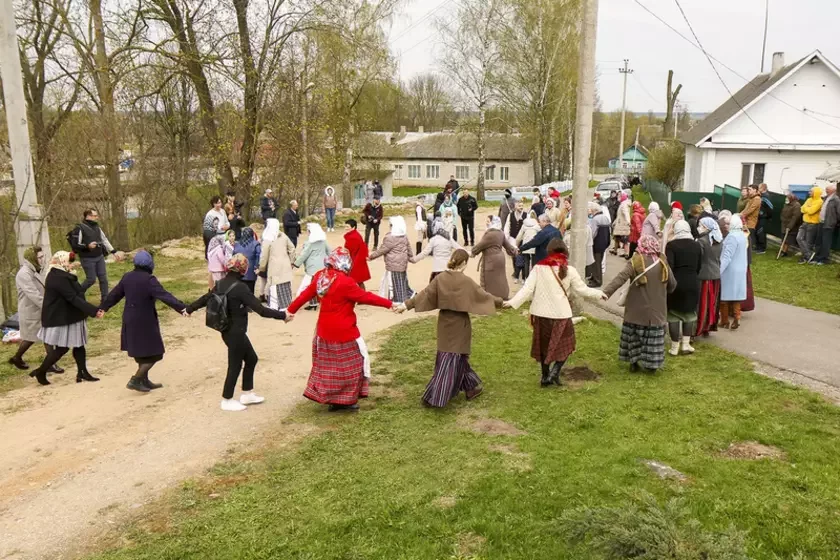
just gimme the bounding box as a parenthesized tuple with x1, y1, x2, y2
(661, 207, 685, 251)
(206, 233, 233, 290)
(258, 218, 297, 310)
(369, 216, 414, 303)
(506, 238, 604, 386)
(718, 210, 733, 237)
(289, 248, 393, 411)
(442, 207, 457, 240)
(695, 217, 723, 338)
(187, 254, 289, 411)
(28, 252, 103, 385)
(10, 247, 63, 373)
(589, 204, 612, 288)
(545, 197, 562, 229)
(642, 201, 662, 238)
(101, 251, 187, 392)
(413, 197, 428, 254)
(295, 223, 330, 310)
(411, 218, 463, 283)
(440, 194, 459, 242)
(719, 215, 749, 330)
(343, 218, 371, 288)
(611, 192, 632, 256)
(397, 249, 500, 406)
(665, 221, 703, 356)
(603, 235, 676, 373)
(233, 227, 261, 293)
(514, 210, 541, 282)
(627, 201, 646, 258)
(471, 216, 518, 299)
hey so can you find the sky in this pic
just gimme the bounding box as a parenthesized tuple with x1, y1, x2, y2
(387, 0, 840, 114)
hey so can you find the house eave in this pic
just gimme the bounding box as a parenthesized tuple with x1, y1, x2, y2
(696, 142, 840, 151)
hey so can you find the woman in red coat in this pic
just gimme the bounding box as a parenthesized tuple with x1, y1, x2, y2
(627, 201, 646, 259)
(343, 219, 371, 287)
(288, 248, 392, 411)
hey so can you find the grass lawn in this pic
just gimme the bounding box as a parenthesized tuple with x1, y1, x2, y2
(392, 186, 440, 198)
(751, 251, 840, 315)
(89, 313, 840, 559)
(0, 252, 209, 394)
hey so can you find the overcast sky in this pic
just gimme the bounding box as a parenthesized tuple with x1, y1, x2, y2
(387, 0, 840, 114)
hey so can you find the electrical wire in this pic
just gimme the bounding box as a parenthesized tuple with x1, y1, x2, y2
(632, 73, 661, 106)
(394, 0, 460, 56)
(390, 0, 458, 45)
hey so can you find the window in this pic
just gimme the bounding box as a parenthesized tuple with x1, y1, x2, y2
(393, 164, 403, 179)
(500, 166, 510, 182)
(425, 165, 440, 179)
(485, 166, 495, 181)
(455, 165, 470, 180)
(408, 164, 421, 179)
(753, 163, 766, 184)
(740, 163, 767, 186)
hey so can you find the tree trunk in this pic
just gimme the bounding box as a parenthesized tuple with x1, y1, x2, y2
(477, 102, 486, 201)
(342, 123, 353, 208)
(232, 0, 258, 219)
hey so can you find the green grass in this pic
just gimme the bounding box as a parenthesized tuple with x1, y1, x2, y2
(89, 313, 840, 559)
(751, 251, 840, 315)
(392, 186, 440, 198)
(0, 253, 209, 393)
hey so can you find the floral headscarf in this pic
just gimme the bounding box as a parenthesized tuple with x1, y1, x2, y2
(224, 253, 249, 275)
(48, 251, 75, 273)
(637, 234, 661, 256)
(316, 248, 352, 297)
(432, 218, 449, 239)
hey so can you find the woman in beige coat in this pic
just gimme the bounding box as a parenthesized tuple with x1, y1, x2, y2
(471, 216, 517, 299)
(258, 218, 297, 310)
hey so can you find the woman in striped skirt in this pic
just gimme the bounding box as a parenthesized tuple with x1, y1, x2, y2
(258, 218, 296, 310)
(369, 216, 415, 303)
(396, 249, 501, 407)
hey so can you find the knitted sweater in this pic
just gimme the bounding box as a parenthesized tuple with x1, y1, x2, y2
(507, 265, 602, 319)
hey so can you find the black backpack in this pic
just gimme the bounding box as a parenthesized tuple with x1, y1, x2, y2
(205, 282, 237, 332)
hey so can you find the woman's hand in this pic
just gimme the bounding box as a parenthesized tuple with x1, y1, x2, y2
(501, 301, 512, 309)
(601, 293, 609, 301)
(284, 313, 295, 323)
(393, 303, 406, 314)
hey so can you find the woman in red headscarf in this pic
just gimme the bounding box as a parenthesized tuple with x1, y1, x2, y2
(288, 248, 393, 411)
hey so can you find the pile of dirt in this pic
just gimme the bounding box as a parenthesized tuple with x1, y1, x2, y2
(723, 441, 787, 461)
(562, 366, 601, 384)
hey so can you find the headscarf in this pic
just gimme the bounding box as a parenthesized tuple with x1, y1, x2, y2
(632, 201, 645, 215)
(546, 198, 555, 209)
(487, 216, 503, 230)
(699, 217, 723, 243)
(648, 201, 661, 217)
(316, 248, 352, 297)
(263, 218, 280, 243)
(325, 186, 335, 197)
(504, 188, 512, 198)
(224, 253, 249, 275)
(390, 216, 407, 237)
(670, 208, 685, 222)
(133, 250, 154, 272)
(307, 223, 327, 243)
(637, 234, 661, 256)
(24, 246, 42, 272)
(432, 218, 449, 239)
(239, 227, 256, 246)
(619, 192, 629, 202)
(671, 201, 683, 211)
(729, 214, 746, 237)
(672, 220, 693, 241)
(700, 197, 713, 213)
(48, 251, 75, 273)
(631, 236, 669, 285)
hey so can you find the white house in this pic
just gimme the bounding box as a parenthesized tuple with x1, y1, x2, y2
(681, 50, 840, 194)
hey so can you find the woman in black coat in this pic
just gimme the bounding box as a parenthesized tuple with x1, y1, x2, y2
(101, 250, 187, 392)
(30, 251, 102, 385)
(665, 220, 703, 357)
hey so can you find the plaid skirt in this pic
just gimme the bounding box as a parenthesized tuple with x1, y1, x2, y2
(268, 282, 293, 310)
(696, 279, 720, 336)
(304, 337, 368, 405)
(530, 316, 576, 364)
(422, 352, 482, 408)
(619, 322, 666, 370)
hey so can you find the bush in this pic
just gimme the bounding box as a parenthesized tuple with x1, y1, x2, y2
(647, 140, 685, 192)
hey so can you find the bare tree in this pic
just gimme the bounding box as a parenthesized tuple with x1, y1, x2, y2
(405, 73, 452, 131)
(663, 70, 682, 137)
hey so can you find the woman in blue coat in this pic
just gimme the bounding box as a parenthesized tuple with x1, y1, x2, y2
(101, 251, 187, 392)
(718, 214, 748, 330)
(233, 227, 261, 293)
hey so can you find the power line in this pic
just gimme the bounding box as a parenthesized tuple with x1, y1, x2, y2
(632, 73, 660, 106)
(396, 0, 460, 56)
(390, 0, 458, 45)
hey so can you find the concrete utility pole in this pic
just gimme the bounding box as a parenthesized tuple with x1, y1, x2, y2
(0, 0, 52, 265)
(618, 59, 633, 171)
(570, 0, 599, 273)
(760, 0, 769, 73)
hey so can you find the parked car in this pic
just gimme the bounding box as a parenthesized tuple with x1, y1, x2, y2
(592, 180, 623, 199)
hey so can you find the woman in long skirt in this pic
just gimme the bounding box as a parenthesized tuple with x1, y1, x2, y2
(288, 248, 393, 411)
(695, 217, 723, 337)
(471, 216, 517, 299)
(259, 218, 296, 310)
(369, 216, 415, 303)
(603, 235, 676, 372)
(719, 215, 749, 330)
(506, 238, 604, 386)
(665, 221, 703, 356)
(295, 223, 330, 310)
(396, 249, 500, 406)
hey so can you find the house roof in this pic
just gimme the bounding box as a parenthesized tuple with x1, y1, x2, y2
(610, 145, 649, 161)
(680, 51, 835, 147)
(356, 132, 531, 162)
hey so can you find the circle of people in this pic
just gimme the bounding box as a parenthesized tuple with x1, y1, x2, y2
(10, 180, 772, 413)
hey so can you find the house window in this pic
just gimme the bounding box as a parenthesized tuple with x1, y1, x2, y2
(740, 163, 767, 186)
(485, 166, 495, 181)
(393, 164, 403, 179)
(753, 163, 766, 184)
(408, 164, 421, 179)
(426, 165, 440, 179)
(499, 166, 510, 182)
(455, 165, 470, 180)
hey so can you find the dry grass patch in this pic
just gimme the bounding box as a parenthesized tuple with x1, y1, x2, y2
(458, 411, 526, 436)
(454, 532, 486, 557)
(432, 495, 458, 509)
(489, 443, 532, 473)
(723, 441, 787, 461)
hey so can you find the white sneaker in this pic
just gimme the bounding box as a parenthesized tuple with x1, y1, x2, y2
(221, 398, 247, 412)
(240, 392, 265, 405)
(681, 336, 695, 354)
(669, 341, 680, 357)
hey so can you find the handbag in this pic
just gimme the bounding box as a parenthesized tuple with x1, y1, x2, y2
(615, 257, 660, 306)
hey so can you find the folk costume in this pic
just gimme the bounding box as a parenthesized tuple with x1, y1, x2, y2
(259, 218, 297, 310)
(370, 216, 415, 303)
(471, 216, 517, 299)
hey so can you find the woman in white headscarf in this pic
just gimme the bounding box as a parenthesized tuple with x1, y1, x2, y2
(661, 207, 685, 251)
(295, 223, 330, 310)
(695, 217, 723, 338)
(718, 214, 749, 330)
(471, 215, 518, 299)
(369, 216, 415, 303)
(259, 218, 297, 310)
(642, 201, 663, 238)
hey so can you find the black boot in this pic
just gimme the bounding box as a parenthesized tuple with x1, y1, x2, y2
(540, 364, 551, 387)
(8, 356, 29, 370)
(29, 368, 50, 386)
(549, 362, 563, 386)
(126, 375, 150, 392)
(142, 372, 163, 390)
(76, 370, 100, 383)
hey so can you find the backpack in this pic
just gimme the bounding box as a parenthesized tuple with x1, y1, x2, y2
(205, 282, 238, 332)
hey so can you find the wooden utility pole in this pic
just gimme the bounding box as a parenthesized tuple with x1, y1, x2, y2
(301, 82, 314, 216)
(0, 0, 52, 266)
(570, 0, 599, 272)
(618, 59, 633, 171)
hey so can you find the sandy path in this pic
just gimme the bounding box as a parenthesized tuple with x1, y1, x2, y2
(0, 210, 499, 560)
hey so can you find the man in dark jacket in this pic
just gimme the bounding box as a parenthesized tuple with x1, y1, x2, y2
(815, 183, 840, 265)
(70, 209, 122, 304)
(456, 188, 479, 246)
(260, 189, 277, 221)
(445, 175, 460, 193)
(283, 200, 302, 246)
(372, 180, 383, 200)
(519, 215, 561, 264)
(779, 192, 802, 257)
(363, 198, 384, 249)
(756, 183, 774, 253)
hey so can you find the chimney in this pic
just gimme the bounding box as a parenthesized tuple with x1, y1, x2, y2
(771, 52, 785, 77)
(399, 125, 406, 134)
(418, 125, 424, 134)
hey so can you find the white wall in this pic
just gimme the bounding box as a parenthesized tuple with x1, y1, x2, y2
(683, 145, 703, 191)
(388, 160, 534, 188)
(707, 148, 840, 193)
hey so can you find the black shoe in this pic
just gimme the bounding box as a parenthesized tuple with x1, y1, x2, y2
(48, 364, 65, 374)
(328, 403, 359, 412)
(629, 362, 640, 372)
(76, 370, 100, 383)
(549, 363, 563, 386)
(126, 376, 151, 393)
(29, 369, 50, 385)
(8, 356, 29, 370)
(540, 366, 551, 387)
(143, 376, 163, 390)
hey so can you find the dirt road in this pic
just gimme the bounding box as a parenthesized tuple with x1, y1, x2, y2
(0, 211, 499, 560)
